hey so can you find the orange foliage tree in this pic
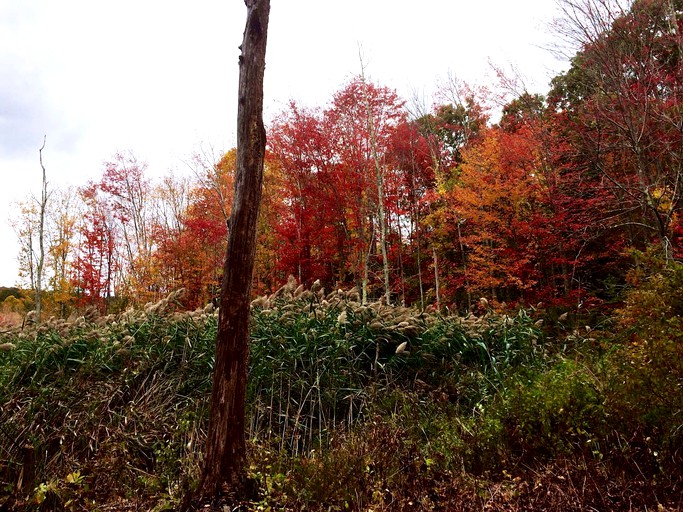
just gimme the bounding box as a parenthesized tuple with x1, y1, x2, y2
(153, 151, 235, 309)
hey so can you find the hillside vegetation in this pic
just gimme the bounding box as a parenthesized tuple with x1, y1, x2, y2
(3, 2, 683, 510)
(1, 265, 681, 511)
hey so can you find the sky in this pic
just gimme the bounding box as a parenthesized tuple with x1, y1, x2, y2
(0, 0, 569, 287)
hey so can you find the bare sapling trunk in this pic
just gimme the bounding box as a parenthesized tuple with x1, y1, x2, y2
(432, 245, 441, 311)
(199, 0, 270, 500)
(36, 136, 48, 323)
(359, 56, 391, 304)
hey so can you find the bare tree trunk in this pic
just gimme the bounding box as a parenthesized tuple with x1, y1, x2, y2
(432, 246, 441, 311)
(372, 139, 391, 305)
(361, 220, 375, 305)
(200, 0, 270, 499)
(359, 59, 391, 304)
(394, 216, 407, 306)
(408, 135, 425, 311)
(36, 136, 48, 323)
(456, 219, 471, 310)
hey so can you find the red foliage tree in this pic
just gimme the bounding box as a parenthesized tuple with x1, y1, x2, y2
(268, 78, 407, 300)
(71, 183, 118, 311)
(551, 0, 683, 260)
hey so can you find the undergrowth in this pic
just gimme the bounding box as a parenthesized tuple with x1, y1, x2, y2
(0, 277, 680, 511)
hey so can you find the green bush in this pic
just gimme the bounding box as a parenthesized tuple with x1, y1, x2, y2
(492, 360, 606, 461)
(602, 248, 683, 475)
(602, 339, 683, 476)
(617, 248, 683, 342)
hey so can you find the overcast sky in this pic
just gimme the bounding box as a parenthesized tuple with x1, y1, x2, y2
(0, 0, 569, 287)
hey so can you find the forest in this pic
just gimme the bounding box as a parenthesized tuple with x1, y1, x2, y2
(1, 0, 682, 510)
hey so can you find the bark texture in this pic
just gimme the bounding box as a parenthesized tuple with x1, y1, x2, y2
(200, 0, 270, 498)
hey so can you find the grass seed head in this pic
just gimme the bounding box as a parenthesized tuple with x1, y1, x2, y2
(251, 296, 270, 309)
(346, 288, 360, 303)
(285, 275, 297, 293)
(299, 290, 314, 301)
(168, 288, 186, 302)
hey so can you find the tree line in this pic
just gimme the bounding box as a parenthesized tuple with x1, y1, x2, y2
(8, 0, 683, 320)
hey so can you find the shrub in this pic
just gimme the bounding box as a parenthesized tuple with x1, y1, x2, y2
(493, 360, 606, 462)
(603, 248, 683, 475)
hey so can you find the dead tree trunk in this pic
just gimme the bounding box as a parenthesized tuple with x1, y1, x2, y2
(200, 0, 270, 499)
(36, 136, 48, 323)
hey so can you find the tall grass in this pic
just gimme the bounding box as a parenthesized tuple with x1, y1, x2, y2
(0, 281, 680, 511)
(246, 282, 546, 455)
(0, 290, 216, 507)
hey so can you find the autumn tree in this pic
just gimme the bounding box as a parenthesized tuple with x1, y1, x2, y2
(268, 103, 338, 287)
(153, 151, 236, 308)
(98, 152, 157, 303)
(47, 187, 78, 317)
(443, 126, 549, 303)
(12, 201, 37, 295)
(188, 147, 236, 228)
(428, 75, 490, 173)
(551, 0, 683, 260)
(150, 174, 192, 297)
(358, 60, 392, 304)
(413, 87, 489, 309)
(252, 152, 287, 294)
(330, 78, 405, 302)
(155, 174, 191, 241)
(268, 78, 409, 301)
(71, 183, 118, 312)
(384, 118, 437, 308)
